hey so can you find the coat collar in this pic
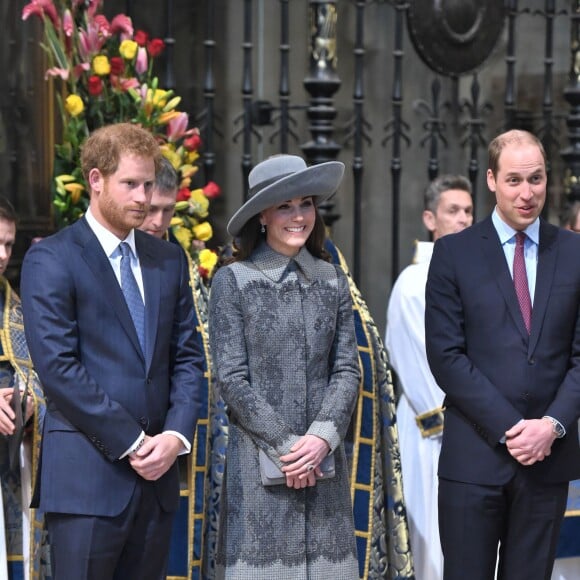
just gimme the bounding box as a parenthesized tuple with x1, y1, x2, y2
(250, 242, 318, 283)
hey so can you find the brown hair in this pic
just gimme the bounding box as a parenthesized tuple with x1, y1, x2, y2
(229, 207, 330, 263)
(488, 129, 546, 178)
(80, 123, 162, 184)
(0, 197, 17, 225)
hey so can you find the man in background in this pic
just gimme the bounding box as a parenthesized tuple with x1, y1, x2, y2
(385, 175, 473, 580)
(139, 156, 178, 239)
(0, 196, 46, 579)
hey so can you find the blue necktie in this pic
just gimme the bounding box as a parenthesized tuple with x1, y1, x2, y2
(119, 242, 145, 353)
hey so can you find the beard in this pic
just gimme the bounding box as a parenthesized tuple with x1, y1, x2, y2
(98, 184, 148, 238)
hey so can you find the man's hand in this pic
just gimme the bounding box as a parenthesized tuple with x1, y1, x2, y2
(128, 433, 184, 481)
(0, 387, 16, 435)
(505, 418, 556, 465)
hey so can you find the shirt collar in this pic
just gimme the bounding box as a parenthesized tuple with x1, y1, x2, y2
(491, 207, 540, 246)
(251, 242, 317, 283)
(85, 207, 137, 258)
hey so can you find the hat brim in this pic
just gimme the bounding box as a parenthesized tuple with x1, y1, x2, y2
(227, 161, 345, 237)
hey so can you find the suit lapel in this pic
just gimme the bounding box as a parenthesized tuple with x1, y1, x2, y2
(77, 219, 145, 361)
(479, 217, 530, 340)
(136, 232, 160, 372)
(528, 221, 558, 354)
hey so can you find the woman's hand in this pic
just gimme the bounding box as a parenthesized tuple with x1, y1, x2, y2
(280, 434, 331, 484)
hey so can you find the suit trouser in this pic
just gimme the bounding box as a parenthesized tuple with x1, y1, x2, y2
(46, 479, 175, 580)
(438, 472, 568, 580)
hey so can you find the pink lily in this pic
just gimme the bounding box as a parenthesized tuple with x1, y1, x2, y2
(120, 77, 140, 92)
(110, 14, 134, 40)
(87, 0, 103, 19)
(135, 47, 148, 75)
(22, 0, 60, 29)
(73, 62, 90, 80)
(63, 9, 73, 37)
(167, 113, 190, 142)
(78, 22, 105, 60)
(45, 67, 69, 80)
(93, 15, 111, 39)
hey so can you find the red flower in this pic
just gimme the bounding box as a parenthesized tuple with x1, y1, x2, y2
(184, 133, 202, 151)
(147, 38, 165, 58)
(203, 181, 221, 199)
(134, 29, 148, 47)
(87, 75, 103, 96)
(109, 56, 124, 75)
(198, 266, 209, 279)
(176, 188, 191, 202)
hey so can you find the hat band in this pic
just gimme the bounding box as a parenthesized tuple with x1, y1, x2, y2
(249, 172, 295, 197)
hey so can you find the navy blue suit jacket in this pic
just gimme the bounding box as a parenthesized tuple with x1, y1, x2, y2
(20, 218, 203, 516)
(426, 216, 580, 485)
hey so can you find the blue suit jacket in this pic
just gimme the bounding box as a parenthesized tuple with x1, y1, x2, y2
(20, 218, 203, 516)
(426, 216, 580, 485)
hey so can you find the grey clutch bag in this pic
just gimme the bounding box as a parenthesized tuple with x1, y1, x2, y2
(258, 449, 336, 486)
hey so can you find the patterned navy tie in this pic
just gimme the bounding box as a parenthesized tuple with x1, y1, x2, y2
(513, 231, 532, 334)
(119, 242, 145, 352)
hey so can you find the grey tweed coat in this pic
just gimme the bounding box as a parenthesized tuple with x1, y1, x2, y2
(209, 242, 360, 579)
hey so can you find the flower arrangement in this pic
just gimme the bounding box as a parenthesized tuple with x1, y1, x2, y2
(22, 0, 220, 279)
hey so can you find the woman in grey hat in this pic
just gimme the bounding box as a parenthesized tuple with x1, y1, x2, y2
(209, 154, 360, 579)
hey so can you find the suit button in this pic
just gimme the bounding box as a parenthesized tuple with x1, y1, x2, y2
(146, 378, 152, 385)
(528, 358, 536, 365)
(522, 392, 530, 400)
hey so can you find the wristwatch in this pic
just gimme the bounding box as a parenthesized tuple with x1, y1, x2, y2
(543, 416, 565, 439)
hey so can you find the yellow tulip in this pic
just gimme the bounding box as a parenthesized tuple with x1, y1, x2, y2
(199, 248, 218, 273)
(191, 189, 209, 217)
(170, 217, 184, 227)
(92, 55, 111, 76)
(173, 225, 193, 250)
(161, 148, 182, 170)
(119, 40, 138, 60)
(174, 201, 190, 212)
(193, 222, 213, 242)
(65, 94, 84, 117)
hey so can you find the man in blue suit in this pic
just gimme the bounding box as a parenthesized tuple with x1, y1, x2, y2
(20, 123, 204, 579)
(426, 129, 580, 580)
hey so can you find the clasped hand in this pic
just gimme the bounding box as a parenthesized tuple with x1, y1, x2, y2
(505, 418, 556, 466)
(279, 434, 331, 489)
(128, 433, 184, 481)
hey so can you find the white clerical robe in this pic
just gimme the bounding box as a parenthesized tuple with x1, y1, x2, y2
(386, 241, 444, 580)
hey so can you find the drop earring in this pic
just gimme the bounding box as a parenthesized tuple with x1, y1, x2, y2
(261, 224, 266, 234)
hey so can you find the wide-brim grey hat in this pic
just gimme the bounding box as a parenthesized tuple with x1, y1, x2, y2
(227, 155, 345, 237)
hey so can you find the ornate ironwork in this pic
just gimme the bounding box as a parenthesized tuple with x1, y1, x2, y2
(383, 0, 411, 283)
(233, 0, 261, 200)
(302, 1, 342, 227)
(460, 74, 493, 211)
(342, 0, 372, 285)
(561, 0, 580, 201)
(199, 0, 218, 183)
(162, 0, 175, 90)
(505, 0, 518, 129)
(414, 77, 448, 181)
